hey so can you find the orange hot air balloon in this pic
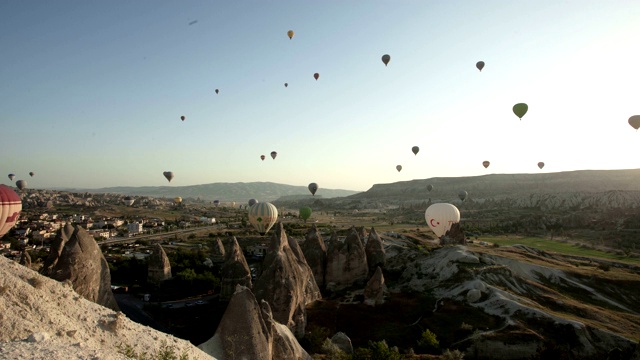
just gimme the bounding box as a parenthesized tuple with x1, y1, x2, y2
(313, 73, 319, 81)
(287, 30, 294, 40)
(482, 161, 490, 168)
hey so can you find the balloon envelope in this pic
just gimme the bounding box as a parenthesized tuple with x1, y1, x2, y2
(284, 83, 288, 87)
(483, 161, 490, 169)
(513, 103, 528, 119)
(412, 146, 419, 155)
(476, 61, 485, 71)
(215, 89, 219, 94)
(381, 54, 390, 66)
(7, 174, 14, 181)
(458, 190, 468, 201)
(123, 196, 135, 206)
(396, 165, 402, 172)
(0, 185, 22, 238)
(248, 202, 278, 235)
(287, 30, 294, 39)
(29, 172, 34, 177)
(163, 171, 174, 182)
(427, 184, 433, 192)
(313, 73, 319, 80)
(308, 182, 318, 196)
(15, 180, 27, 191)
(260, 155, 266, 161)
(270, 151, 277, 160)
(180, 116, 185, 121)
(629, 115, 640, 130)
(425, 203, 460, 238)
(299, 206, 312, 222)
(248, 199, 258, 207)
(174, 197, 182, 204)
(538, 162, 545, 169)
(213, 200, 220, 207)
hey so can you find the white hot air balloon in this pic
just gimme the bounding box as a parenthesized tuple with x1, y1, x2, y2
(424, 203, 460, 238)
(248, 202, 278, 235)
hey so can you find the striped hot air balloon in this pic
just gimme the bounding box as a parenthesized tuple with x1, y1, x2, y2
(0, 185, 22, 238)
(248, 202, 278, 235)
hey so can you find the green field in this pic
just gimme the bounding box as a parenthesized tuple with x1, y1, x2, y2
(479, 235, 640, 265)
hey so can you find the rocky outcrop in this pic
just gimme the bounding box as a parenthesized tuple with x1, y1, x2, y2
(198, 285, 311, 360)
(39, 224, 119, 311)
(220, 237, 252, 300)
(331, 332, 353, 354)
(325, 227, 368, 292)
(210, 238, 225, 263)
(19, 250, 31, 269)
(364, 227, 385, 274)
(441, 222, 466, 245)
(147, 244, 172, 285)
(356, 227, 367, 244)
(301, 225, 327, 289)
(363, 266, 386, 306)
(253, 223, 321, 338)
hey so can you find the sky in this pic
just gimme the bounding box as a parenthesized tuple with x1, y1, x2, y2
(2, 1, 640, 192)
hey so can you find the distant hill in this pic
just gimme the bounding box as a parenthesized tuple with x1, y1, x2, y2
(60, 182, 360, 202)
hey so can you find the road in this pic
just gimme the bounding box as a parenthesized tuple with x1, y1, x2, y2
(99, 225, 220, 246)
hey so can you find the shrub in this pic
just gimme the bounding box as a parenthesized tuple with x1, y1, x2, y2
(417, 329, 440, 351)
(442, 349, 465, 360)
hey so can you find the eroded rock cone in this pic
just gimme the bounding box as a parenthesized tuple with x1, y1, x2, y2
(39, 224, 119, 311)
(147, 244, 172, 285)
(210, 238, 225, 263)
(364, 227, 385, 274)
(364, 266, 386, 306)
(19, 249, 31, 269)
(220, 236, 252, 300)
(253, 222, 321, 338)
(325, 226, 368, 292)
(441, 222, 466, 245)
(301, 225, 327, 289)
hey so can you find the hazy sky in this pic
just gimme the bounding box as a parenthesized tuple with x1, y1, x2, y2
(2, 1, 640, 192)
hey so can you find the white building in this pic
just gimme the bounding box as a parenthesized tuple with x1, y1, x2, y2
(199, 217, 216, 224)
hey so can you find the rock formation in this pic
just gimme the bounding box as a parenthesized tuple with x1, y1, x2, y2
(220, 236, 252, 300)
(364, 227, 385, 274)
(356, 226, 367, 244)
(39, 224, 119, 311)
(441, 222, 466, 245)
(325, 227, 368, 292)
(147, 244, 172, 285)
(331, 332, 353, 354)
(19, 249, 31, 269)
(363, 266, 386, 306)
(198, 285, 311, 360)
(300, 225, 327, 289)
(210, 238, 226, 263)
(253, 223, 321, 338)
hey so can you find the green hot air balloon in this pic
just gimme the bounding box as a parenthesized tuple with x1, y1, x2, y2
(513, 103, 528, 120)
(299, 206, 312, 223)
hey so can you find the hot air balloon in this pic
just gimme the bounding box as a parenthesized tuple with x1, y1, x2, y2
(381, 54, 390, 66)
(163, 171, 174, 182)
(260, 155, 266, 161)
(0, 185, 21, 238)
(248, 199, 258, 207)
(299, 206, 312, 223)
(483, 161, 490, 169)
(538, 162, 545, 169)
(231, 201, 236, 207)
(476, 61, 485, 71)
(287, 30, 294, 39)
(427, 184, 433, 192)
(313, 73, 319, 81)
(7, 174, 14, 181)
(284, 83, 288, 87)
(396, 165, 402, 172)
(270, 151, 277, 160)
(15, 180, 27, 191)
(248, 202, 278, 235)
(123, 196, 135, 206)
(214, 200, 220, 207)
(29, 172, 34, 177)
(425, 203, 460, 238)
(174, 197, 182, 204)
(458, 190, 468, 201)
(629, 116, 640, 130)
(215, 89, 219, 94)
(180, 116, 186, 121)
(513, 103, 528, 120)
(412, 146, 419, 155)
(308, 182, 318, 196)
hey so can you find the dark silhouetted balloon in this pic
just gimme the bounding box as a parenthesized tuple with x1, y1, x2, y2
(381, 54, 390, 66)
(29, 172, 34, 177)
(271, 151, 277, 160)
(313, 73, 319, 81)
(476, 61, 485, 71)
(513, 103, 528, 120)
(483, 161, 490, 169)
(458, 190, 467, 201)
(538, 162, 545, 169)
(248, 199, 258, 207)
(260, 155, 266, 161)
(180, 116, 186, 121)
(15, 180, 27, 191)
(215, 89, 219, 94)
(629, 115, 640, 130)
(284, 83, 288, 87)
(396, 165, 402, 172)
(308, 182, 318, 196)
(163, 171, 174, 182)
(7, 174, 14, 181)
(427, 184, 433, 192)
(412, 146, 419, 155)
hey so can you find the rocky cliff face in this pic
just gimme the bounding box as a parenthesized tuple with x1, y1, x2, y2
(253, 223, 321, 338)
(198, 285, 311, 360)
(40, 224, 119, 311)
(325, 227, 368, 292)
(363, 266, 386, 306)
(220, 237, 252, 301)
(147, 244, 172, 285)
(301, 225, 327, 290)
(364, 227, 385, 274)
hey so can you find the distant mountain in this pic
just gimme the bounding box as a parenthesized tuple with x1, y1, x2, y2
(60, 182, 360, 202)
